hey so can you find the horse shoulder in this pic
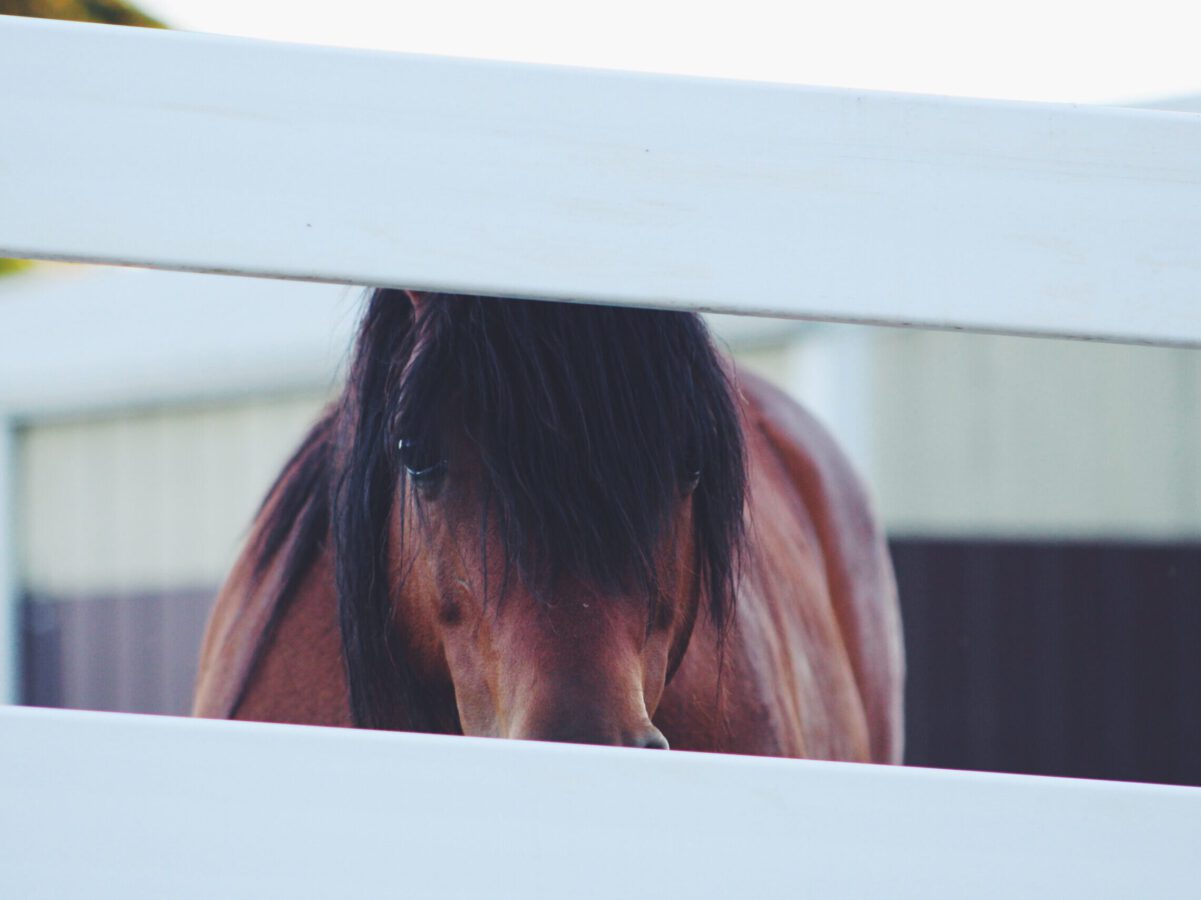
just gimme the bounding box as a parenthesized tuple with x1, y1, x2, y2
(192, 518, 350, 728)
(236, 546, 349, 727)
(738, 369, 905, 764)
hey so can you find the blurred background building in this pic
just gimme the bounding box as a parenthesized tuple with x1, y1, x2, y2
(3, 4, 1200, 788)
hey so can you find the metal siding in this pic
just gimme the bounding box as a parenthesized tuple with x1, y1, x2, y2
(19, 392, 329, 597)
(22, 590, 214, 716)
(16, 393, 332, 715)
(868, 329, 1201, 538)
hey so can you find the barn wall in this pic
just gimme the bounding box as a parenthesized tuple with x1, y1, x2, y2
(765, 325, 1201, 540)
(22, 588, 214, 716)
(18, 392, 330, 598)
(894, 537, 1201, 788)
(871, 329, 1201, 538)
(16, 391, 332, 715)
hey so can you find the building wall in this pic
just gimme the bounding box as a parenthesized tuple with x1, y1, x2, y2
(893, 536, 1201, 787)
(20, 392, 330, 600)
(873, 329, 1201, 538)
(772, 324, 1201, 540)
(17, 391, 331, 714)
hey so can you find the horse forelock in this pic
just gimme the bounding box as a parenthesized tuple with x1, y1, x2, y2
(332, 288, 747, 729)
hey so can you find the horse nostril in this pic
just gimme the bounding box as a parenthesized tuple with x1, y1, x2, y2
(515, 716, 670, 749)
(634, 727, 670, 750)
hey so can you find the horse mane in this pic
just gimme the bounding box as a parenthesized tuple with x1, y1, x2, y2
(242, 289, 746, 730)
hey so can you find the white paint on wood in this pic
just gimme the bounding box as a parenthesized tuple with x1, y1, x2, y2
(0, 707, 1198, 899)
(2, 17, 1201, 347)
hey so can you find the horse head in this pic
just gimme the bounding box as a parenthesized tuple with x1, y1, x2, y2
(329, 289, 746, 748)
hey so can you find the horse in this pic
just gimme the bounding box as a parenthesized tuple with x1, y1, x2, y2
(193, 289, 904, 761)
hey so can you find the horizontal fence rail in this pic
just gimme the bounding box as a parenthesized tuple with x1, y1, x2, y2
(2, 16, 1201, 346)
(2, 707, 1199, 899)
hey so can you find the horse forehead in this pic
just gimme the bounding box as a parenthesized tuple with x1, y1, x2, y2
(486, 593, 651, 653)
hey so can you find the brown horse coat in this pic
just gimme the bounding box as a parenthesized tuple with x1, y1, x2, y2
(194, 364, 903, 763)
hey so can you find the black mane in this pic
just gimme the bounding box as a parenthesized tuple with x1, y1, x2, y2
(245, 290, 746, 730)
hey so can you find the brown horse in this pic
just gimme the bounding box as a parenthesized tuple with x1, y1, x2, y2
(194, 290, 903, 761)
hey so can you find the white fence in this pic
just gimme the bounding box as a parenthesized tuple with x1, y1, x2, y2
(2, 14, 1200, 898)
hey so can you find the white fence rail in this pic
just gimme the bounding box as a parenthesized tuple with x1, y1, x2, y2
(2, 14, 1201, 899)
(3, 16, 1201, 345)
(3, 707, 1199, 899)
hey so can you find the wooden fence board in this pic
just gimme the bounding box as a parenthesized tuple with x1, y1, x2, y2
(2, 17, 1201, 345)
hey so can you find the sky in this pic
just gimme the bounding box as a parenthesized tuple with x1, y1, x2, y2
(137, 0, 1201, 107)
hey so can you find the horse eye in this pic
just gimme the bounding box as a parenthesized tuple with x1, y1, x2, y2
(682, 469, 702, 495)
(398, 439, 447, 493)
